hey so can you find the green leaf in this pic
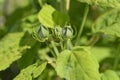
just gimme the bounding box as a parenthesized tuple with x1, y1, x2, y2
(0, 32, 29, 71)
(101, 70, 120, 80)
(52, 11, 70, 27)
(91, 47, 111, 62)
(17, 45, 38, 69)
(38, 4, 56, 28)
(38, 4, 70, 28)
(55, 46, 100, 80)
(32, 62, 47, 78)
(14, 63, 37, 80)
(14, 62, 47, 80)
(77, 0, 120, 8)
(92, 8, 120, 37)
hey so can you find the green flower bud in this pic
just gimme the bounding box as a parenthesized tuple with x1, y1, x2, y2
(62, 26, 73, 39)
(38, 25, 49, 39)
(54, 26, 62, 37)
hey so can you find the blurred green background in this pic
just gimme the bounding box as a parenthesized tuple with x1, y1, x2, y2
(0, 0, 120, 80)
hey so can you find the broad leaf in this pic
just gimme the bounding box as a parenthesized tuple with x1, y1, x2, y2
(92, 8, 120, 37)
(14, 62, 47, 80)
(77, 0, 120, 8)
(0, 32, 29, 71)
(55, 46, 100, 80)
(38, 4, 70, 28)
(101, 70, 120, 80)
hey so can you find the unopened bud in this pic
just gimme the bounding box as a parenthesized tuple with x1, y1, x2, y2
(62, 26, 73, 39)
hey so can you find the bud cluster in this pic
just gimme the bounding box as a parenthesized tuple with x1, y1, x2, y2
(33, 25, 73, 42)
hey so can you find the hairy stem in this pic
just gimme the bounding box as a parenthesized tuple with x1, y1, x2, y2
(66, 39, 73, 50)
(75, 4, 89, 46)
(51, 41, 59, 57)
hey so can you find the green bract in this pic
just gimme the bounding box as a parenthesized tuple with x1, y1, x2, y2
(54, 26, 62, 38)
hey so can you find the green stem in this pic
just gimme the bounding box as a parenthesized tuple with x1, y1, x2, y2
(113, 44, 120, 70)
(60, 0, 66, 13)
(60, 41, 64, 50)
(85, 35, 100, 46)
(51, 41, 59, 57)
(66, 0, 70, 12)
(66, 39, 73, 50)
(45, 42, 57, 58)
(38, 0, 44, 7)
(75, 4, 89, 46)
(45, 54, 55, 68)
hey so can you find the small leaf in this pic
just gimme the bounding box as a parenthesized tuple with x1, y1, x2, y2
(77, 0, 120, 8)
(101, 70, 120, 80)
(14, 62, 47, 80)
(38, 4, 70, 28)
(33, 62, 47, 78)
(38, 4, 55, 28)
(55, 46, 100, 80)
(92, 8, 120, 37)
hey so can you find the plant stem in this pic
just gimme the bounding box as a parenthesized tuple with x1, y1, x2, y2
(113, 44, 120, 70)
(45, 55, 56, 68)
(51, 41, 59, 57)
(45, 42, 57, 58)
(66, 39, 73, 50)
(66, 0, 70, 12)
(60, 41, 64, 50)
(75, 4, 89, 46)
(60, 0, 66, 13)
(85, 35, 100, 46)
(38, 0, 44, 7)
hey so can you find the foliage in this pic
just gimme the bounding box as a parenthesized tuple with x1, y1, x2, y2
(0, 0, 120, 80)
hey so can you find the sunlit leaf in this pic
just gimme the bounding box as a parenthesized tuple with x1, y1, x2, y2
(0, 32, 30, 71)
(77, 0, 120, 8)
(92, 8, 120, 37)
(33, 62, 47, 78)
(14, 62, 47, 80)
(38, 4, 70, 28)
(38, 4, 56, 28)
(91, 47, 111, 62)
(55, 46, 100, 80)
(101, 70, 120, 80)
(14, 63, 36, 80)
